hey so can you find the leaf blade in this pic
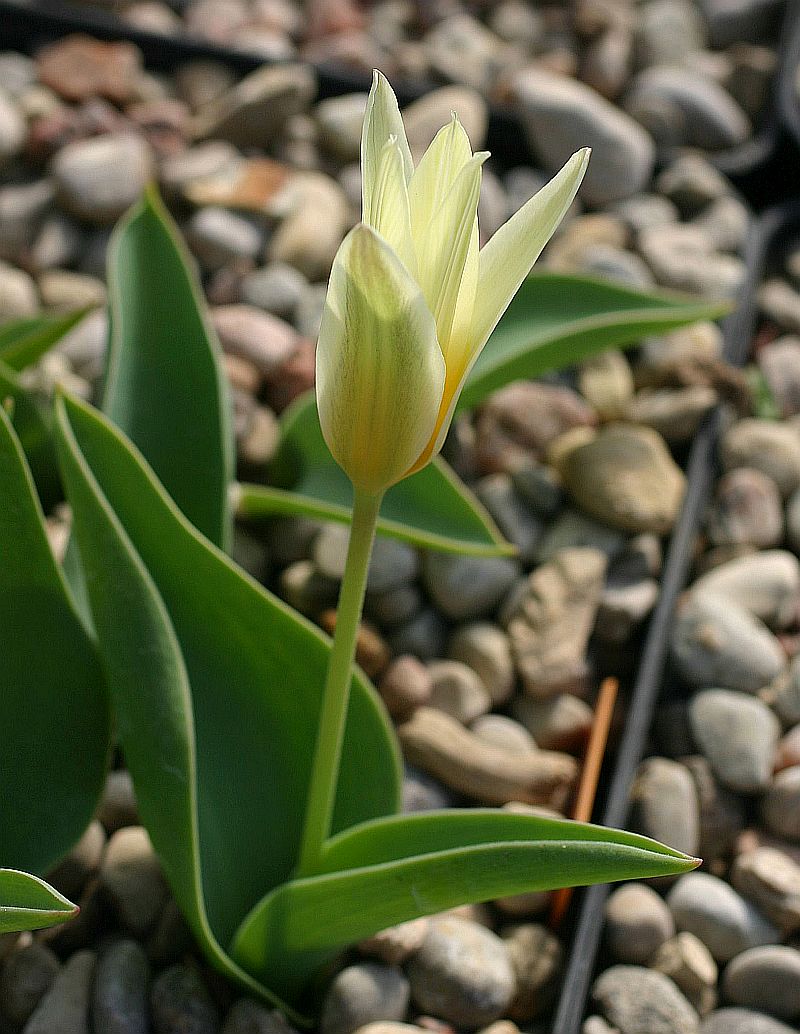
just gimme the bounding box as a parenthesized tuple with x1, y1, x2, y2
(0, 308, 94, 371)
(0, 869, 78, 934)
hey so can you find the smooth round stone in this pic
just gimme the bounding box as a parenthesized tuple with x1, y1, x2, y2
(93, 939, 150, 1034)
(388, 608, 447, 661)
(605, 884, 676, 964)
(46, 819, 105, 901)
(512, 67, 655, 205)
(426, 660, 491, 725)
(671, 593, 786, 694)
(0, 942, 60, 1026)
(759, 279, 800, 334)
(100, 826, 168, 936)
(667, 872, 779, 962)
(688, 689, 779, 793)
(629, 757, 700, 857)
(721, 419, 800, 498)
(52, 134, 154, 224)
(23, 951, 95, 1034)
(424, 15, 503, 94)
(0, 260, 38, 319)
(578, 351, 634, 420)
(722, 946, 800, 1020)
(240, 262, 308, 319)
(624, 66, 750, 151)
(222, 998, 300, 1033)
(775, 723, 800, 770)
(510, 462, 564, 519)
(787, 488, 800, 554)
(0, 89, 25, 167)
(636, 0, 707, 65)
(421, 553, 519, 622)
(535, 509, 626, 565)
(402, 763, 456, 812)
(502, 923, 563, 1023)
(623, 387, 717, 444)
(313, 524, 418, 592)
(596, 576, 659, 642)
(707, 468, 784, 548)
(471, 714, 536, 755)
(448, 622, 514, 706)
(151, 964, 218, 1034)
(579, 243, 655, 288)
(761, 767, 800, 842)
(690, 550, 800, 630)
(184, 207, 263, 269)
(378, 656, 431, 722)
(693, 196, 750, 253)
(475, 474, 544, 565)
(212, 305, 297, 375)
(512, 693, 593, 752)
(610, 193, 679, 233)
(406, 916, 515, 1028)
(366, 584, 423, 629)
(652, 933, 718, 1017)
(592, 965, 699, 1034)
(0, 52, 36, 97)
(762, 337, 800, 418)
(555, 425, 685, 534)
(638, 223, 746, 296)
(770, 655, 800, 726)
(320, 963, 410, 1034)
(38, 270, 106, 312)
(683, 755, 745, 866)
(315, 92, 368, 161)
(702, 1009, 796, 1034)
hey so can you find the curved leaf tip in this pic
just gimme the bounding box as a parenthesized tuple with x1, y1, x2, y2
(0, 869, 78, 934)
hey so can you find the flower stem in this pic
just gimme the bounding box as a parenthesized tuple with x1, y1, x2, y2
(296, 486, 383, 877)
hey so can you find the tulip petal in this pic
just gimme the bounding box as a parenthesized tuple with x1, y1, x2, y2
(416, 151, 487, 359)
(470, 148, 590, 355)
(363, 139, 417, 277)
(408, 116, 472, 249)
(316, 224, 445, 494)
(362, 71, 414, 220)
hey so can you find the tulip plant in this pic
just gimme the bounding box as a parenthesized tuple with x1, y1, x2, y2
(0, 70, 728, 1022)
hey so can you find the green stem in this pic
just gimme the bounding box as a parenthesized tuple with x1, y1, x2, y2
(296, 486, 383, 877)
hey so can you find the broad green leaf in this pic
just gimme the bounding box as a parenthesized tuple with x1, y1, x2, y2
(0, 359, 60, 506)
(0, 869, 78, 933)
(233, 810, 699, 1000)
(242, 393, 512, 557)
(458, 271, 732, 411)
(0, 406, 110, 876)
(104, 185, 234, 549)
(0, 308, 93, 371)
(54, 394, 401, 1018)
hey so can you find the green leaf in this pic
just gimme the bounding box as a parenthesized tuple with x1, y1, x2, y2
(233, 810, 699, 1001)
(458, 271, 733, 411)
(104, 185, 234, 549)
(54, 394, 401, 1019)
(0, 308, 94, 372)
(241, 393, 512, 557)
(0, 359, 60, 507)
(0, 869, 78, 934)
(0, 405, 110, 876)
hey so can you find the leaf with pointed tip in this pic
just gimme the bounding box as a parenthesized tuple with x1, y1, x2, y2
(0, 870, 78, 933)
(458, 272, 732, 411)
(54, 394, 401, 1019)
(232, 810, 699, 1001)
(104, 185, 234, 549)
(0, 406, 110, 876)
(0, 308, 94, 371)
(239, 393, 512, 557)
(0, 359, 60, 506)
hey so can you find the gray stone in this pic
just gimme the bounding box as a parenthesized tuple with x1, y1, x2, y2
(707, 468, 784, 548)
(23, 951, 94, 1034)
(266, 172, 348, 281)
(770, 653, 800, 726)
(605, 884, 676, 964)
(788, 487, 800, 554)
(630, 758, 700, 857)
(475, 474, 544, 565)
(0, 89, 24, 168)
(53, 135, 154, 224)
(510, 462, 564, 519)
(636, 0, 707, 66)
(314, 525, 418, 592)
(160, 141, 241, 199)
(421, 553, 520, 622)
(448, 622, 515, 706)
(596, 576, 659, 642)
(578, 351, 635, 420)
(315, 93, 368, 162)
(671, 592, 786, 694)
(424, 15, 506, 95)
(402, 764, 456, 812)
(240, 263, 308, 319)
(700, 1008, 796, 1034)
(0, 179, 54, 264)
(624, 387, 717, 444)
(471, 714, 536, 755)
(656, 155, 732, 212)
(731, 847, 800, 935)
(513, 693, 593, 752)
(378, 656, 431, 722)
(0, 943, 59, 1026)
(691, 550, 800, 630)
(320, 963, 409, 1034)
(211, 305, 297, 375)
(150, 964, 219, 1034)
(100, 827, 168, 936)
(610, 193, 680, 233)
(38, 270, 106, 313)
(502, 923, 563, 1023)
(683, 755, 745, 866)
(652, 933, 718, 1017)
(638, 223, 746, 296)
(222, 999, 300, 1034)
(406, 916, 514, 1028)
(401, 86, 488, 159)
(536, 509, 626, 564)
(388, 609, 447, 661)
(722, 946, 800, 1020)
(702, 0, 787, 47)
(47, 820, 105, 901)
(693, 196, 750, 253)
(0, 52, 36, 97)
(93, 940, 149, 1034)
(762, 767, 800, 842)
(512, 67, 655, 205)
(427, 660, 491, 725)
(185, 207, 263, 269)
(592, 965, 699, 1034)
(759, 279, 800, 335)
(688, 689, 779, 793)
(759, 336, 800, 418)
(667, 872, 779, 962)
(578, 243, 655, 288)
(366, 585, 423, 629)
(0, 260, 38, 319)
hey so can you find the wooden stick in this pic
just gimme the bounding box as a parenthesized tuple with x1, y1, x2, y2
(548, 676, 619, 930)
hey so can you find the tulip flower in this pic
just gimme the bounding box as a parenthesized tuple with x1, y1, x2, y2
(316, 69, 590, 495)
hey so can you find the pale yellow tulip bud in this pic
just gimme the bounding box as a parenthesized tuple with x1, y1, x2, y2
(316, 70, 590, 493)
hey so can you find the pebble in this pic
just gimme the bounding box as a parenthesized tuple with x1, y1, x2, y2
(688, 689, 779, 793)
(378, 656, 432, 722)
(721, 419, 800, 497)
(605, 884, 676, 964)
(630, 757, 700, 857)
(652, 933, 718, 1017)
(555, 425, 685, 534)
(700, 1008, 798, 1034)
(684, 755, 745, 865)
(406, 917, 515, 1028)
(535, 509, 626, 564)
(691, 550, 800, 629)
(595, 575, 659, 643)
(52, 135, 154, 225)
(99, 826, 169, 937)
(23, 950, 95, 1034)
(666, 872, 779, 962)
(315, 93, 368, 162)
(475, 474, 544, 565)
(788, 488, 800, 554)
(358, 919, 430, 967)
(222, 999, 300, 1034)
(512, 67, 655, 205)
(761, 767, 800, 842)
(638, 223, 746, 296)
(501, 923, 562, 1023)
(759, 279, 800, 335)
(471, 714, 536, 755)
(93, 939, 150, 1034)
(426, 660, 492, 725)
(624, 387, 717, 444)
(185, 207, 263, 269)
(402, 87, 488, 158)
(0, 260, 39, 318)
(706, 468, 784, 548)
(388, 608, 448, 662)
(47, 819, 105, 901)
(150, 964, 219, 1034)
(512, 693, 593, 752)
(36, 35, 144, 105)
(0, 89, 25, 168)
(770, 654, 800, 725)
(240, 262, 308, 319)
(671, 592, 786, 694)
(211, 306, 297, 375)
(266, 172, 349, 281)
(578, 351, 635, 421)
(592, 965, 700, 1034)
(721, 946, 800, 1020)
(0, 942, 60, 1026)
(320, 963, 409, 1034)
(758, 336, 800, 418)
(315, 526, 419, 593)
(447, 622, 515, 706)
(421, 553, 520, 622)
